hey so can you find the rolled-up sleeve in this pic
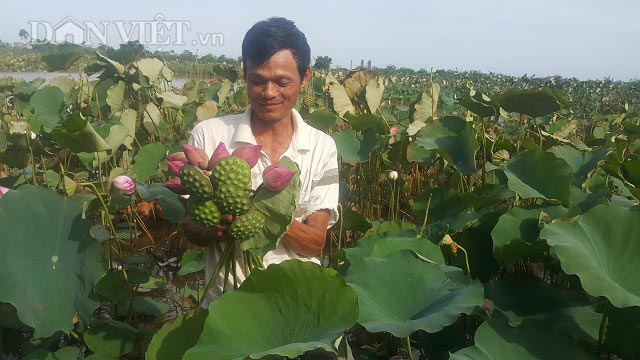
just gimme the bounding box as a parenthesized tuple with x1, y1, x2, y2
(302, 139, 340, 228)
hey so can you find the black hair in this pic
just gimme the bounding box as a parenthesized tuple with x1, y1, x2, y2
(242, 17, 310, 80)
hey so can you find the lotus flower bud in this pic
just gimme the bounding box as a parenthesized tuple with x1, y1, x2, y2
(208, 142, 230, 170)
(163, 177, 187, 195)
(389, 125, 399, 137)
(113, 175, 136, 195)
(182, 144, 209, 170)
(231, 144, 262, 168)
(0, 186, 10, 198)
(388, 170, 398, 180)
(166, 161, 185, 175)
(166, 151, 188, 163)
(262, 165, 295, 192)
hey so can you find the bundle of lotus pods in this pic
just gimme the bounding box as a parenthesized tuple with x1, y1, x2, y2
(163, 142, 295, 242)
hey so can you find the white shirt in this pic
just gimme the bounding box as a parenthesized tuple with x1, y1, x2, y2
(188, 106, 339, 306)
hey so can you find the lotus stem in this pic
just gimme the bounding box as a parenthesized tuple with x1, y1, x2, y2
(231, 243, 239, 289)
(79, 182, 119, 270)
(406, 337, 414, 360)
(597, 301, 610, 351)
(457, 244, 472, 282)
(198, 242, 234, 307)
(337, 203, 344, 250)
(418, 194, 432, 238)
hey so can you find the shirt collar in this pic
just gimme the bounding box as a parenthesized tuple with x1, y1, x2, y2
(231, 105, 312, 152)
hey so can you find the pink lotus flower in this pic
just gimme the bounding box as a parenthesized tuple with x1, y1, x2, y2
(0, 186, 10, 198)
(163, 177, 187, 195)
(166, 161, 185, 175)
(389, 125, 399, 137)
(208, 142, 230, 170)
(182, 144, 209, 170)
(113, 175, 136, 195)
(166, 151, 187, 163)
(262, 165, 295, 191)
(232, 144, 262, 168)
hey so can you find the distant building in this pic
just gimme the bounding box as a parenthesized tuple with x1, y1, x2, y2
(11, 42, 31, 48)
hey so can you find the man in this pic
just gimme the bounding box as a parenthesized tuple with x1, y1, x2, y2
(184, 17, 339, 306)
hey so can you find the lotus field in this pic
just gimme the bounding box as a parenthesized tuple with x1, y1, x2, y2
(1, 50, 640, 360)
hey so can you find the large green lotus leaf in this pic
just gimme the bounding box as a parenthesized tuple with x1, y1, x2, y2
(131, 142, 167, 183)
(344, 234, 444, 265)
(183, 260, 358, 360)
(333, 129, 382, 165)
(605, 306, 640, 358)
(205, 79, 232, 104)
(29, 86, 65, 132)
(415, 116, 478, 174)
(406, 141, 433, 164)
(242, 157, 300, 255)
(136, 184, 186, 223)
(449, 319, 593, 360)
(51, 112, 111, 153)
(344, 251, 483, 337)
(304, 109, 341, 132)
(412, 84, 440, 122)
(535, 305, 601, 345)
(373, 220, 418, 236)
(341, 207, 371, 233)
(484, 274, 588, 322)
(106, 81, 126, 114)
(158, 91, 188, 110)
(411, 187, 496, 232)
(449, 212, 501, 283)
(95, 271, 130, 303)
(23, 346, 83, 360)
(621, 156, 640, 189)
(550, 145, 610, 186)
(84, 319, 138, 357)
(143, 102, 163, 134)
(495, 88, 568, 118)
(115, 297, 169, 318)
(146, 309, 208, 360)
(95, 52, 125, 76)
(344, 113, 387, 134)
(457, 90, 497, 118)
(48, 76, 76, 100)
(365, 76, 384, 113)
(133, 58, 166, 82)
(501, 149, 572, 205)
(491, 206, 568, 266)
(0, 185, 102, 338)
(342, 70, 370, 100)
(540, 203, 640, 308)
(327, 71, 354, 117)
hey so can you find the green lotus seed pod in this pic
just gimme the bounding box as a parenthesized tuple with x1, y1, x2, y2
(230, 211, 266, 241)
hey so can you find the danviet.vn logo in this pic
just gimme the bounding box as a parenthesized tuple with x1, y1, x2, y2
(27, 13, 224, 49)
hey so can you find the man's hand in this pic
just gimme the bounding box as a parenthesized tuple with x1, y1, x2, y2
(182, 214, 235, 247)
(281, 210, 331, 257)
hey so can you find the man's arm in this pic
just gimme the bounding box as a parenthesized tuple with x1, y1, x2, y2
(281, 209, 331, 257)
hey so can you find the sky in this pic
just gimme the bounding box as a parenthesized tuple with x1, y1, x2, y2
(1, 0, 638, 80)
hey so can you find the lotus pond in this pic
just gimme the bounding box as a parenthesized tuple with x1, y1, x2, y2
(0, 47, 639, 360)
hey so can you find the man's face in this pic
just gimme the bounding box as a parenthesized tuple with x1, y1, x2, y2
(246, 49, 310, 123)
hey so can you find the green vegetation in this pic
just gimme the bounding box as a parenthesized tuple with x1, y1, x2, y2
(0, 45, 639, 359)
